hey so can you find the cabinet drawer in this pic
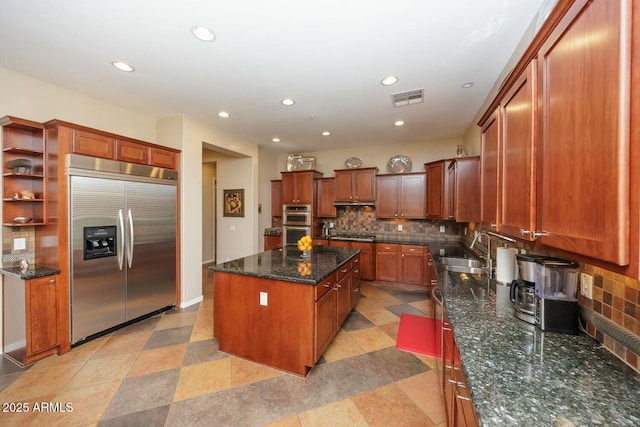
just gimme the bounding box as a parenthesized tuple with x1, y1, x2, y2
(336, 260, 352, 282)
(401, 245, 424, 254)
(376, 243, 400, 253)
(315, 273, 336, 301)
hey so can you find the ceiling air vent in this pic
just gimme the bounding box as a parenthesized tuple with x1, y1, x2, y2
(391, 89, 424, 107)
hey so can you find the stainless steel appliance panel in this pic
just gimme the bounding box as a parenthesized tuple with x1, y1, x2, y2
(282, 225, 311, 246)
(70, 176, 127, 343)
(125, 181, 177, 320)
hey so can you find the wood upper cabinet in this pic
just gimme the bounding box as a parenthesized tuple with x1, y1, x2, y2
(271, 180, 282, 216)
(334, 167, 377, 202)
(316, 178, 336, 217)
(281, 170, 322, 205)
(73, 130, 115, 159)
(480, 108, 500, 230)
(116, 139, 148, 164)
(500, 60, 537, 240)
(537, 0, 630, 265)
(448, 157, 481, 223)
(425, 160, 452, 219)
(149, 147, 177, 169)
(376, 173, 426, 219)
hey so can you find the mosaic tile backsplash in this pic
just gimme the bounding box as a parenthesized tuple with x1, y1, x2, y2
(2, 225, 36, 267)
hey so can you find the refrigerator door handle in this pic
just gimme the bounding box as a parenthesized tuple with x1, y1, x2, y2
(127, 209, 135, 268)
(118, 209, 125, 270)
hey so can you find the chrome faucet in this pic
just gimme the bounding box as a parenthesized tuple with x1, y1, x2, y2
(470, 232, 492, 278)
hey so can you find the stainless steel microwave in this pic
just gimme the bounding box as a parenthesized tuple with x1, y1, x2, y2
(283, 204, 312, 226)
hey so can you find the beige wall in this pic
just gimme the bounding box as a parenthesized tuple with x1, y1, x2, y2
(275, 137, 465, 177)
(202, 162, 216, 263)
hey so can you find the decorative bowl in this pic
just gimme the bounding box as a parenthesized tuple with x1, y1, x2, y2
(7, 158, 33, 174)
(344, 157, 362, 168)
(387, 155, 412, 173)
(13, 216, 33, 224)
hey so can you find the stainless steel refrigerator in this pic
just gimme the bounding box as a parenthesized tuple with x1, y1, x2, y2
(68, 154, 178, 344)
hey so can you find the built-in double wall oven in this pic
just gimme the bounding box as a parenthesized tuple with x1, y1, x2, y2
(282, 204, 312, 246)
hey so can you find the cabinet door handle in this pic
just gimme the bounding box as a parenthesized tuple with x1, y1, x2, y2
(323, 282, 331, 288)
(341, 268, 348, 273)
(49, 279, 56, 285)
(533, 231, 549, 238)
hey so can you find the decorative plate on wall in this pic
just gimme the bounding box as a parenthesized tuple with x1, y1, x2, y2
(387, 154, 412, 173)
(344, 157, 362, 168)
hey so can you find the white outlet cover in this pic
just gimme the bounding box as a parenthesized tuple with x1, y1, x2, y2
(440, 225, 445, 233)
(398, 224, 402, 231)
(13, 237, 26, 250)
(260, 291, 268, 306)
(580, 273, 593, 299)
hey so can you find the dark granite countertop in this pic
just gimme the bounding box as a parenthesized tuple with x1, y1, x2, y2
(1, 265, 60, 280)
(433, 253, 640, 426)
(209, 246, 359, 285)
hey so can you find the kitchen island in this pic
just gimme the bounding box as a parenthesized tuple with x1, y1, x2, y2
(210, 246, 360, 376)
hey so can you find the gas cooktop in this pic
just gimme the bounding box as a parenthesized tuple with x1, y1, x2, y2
(330, 234, 375, 242)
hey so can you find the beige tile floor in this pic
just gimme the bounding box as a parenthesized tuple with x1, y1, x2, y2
(0, 267, 445, 426)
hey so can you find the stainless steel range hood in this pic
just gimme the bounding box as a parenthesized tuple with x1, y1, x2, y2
(333, 201, 375, 206)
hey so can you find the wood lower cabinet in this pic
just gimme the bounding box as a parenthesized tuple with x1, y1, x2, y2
(264, 235, 282, 251)
(442, 313, 479, 427)
(317, 178, 336, 217)
(314, 274, 337, 361)
(329, 240, 375, 280)
(376, 243, 429, 287)
(3, 273, 60, 366)
(400, 245, 424, 285)
(376, 243, 400, 282)
(334, 168, 377, 203)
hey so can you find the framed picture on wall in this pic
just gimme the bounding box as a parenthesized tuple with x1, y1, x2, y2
(223, 189, 244, 217)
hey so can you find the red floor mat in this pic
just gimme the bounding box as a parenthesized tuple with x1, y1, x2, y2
(396, 313, 442, 358)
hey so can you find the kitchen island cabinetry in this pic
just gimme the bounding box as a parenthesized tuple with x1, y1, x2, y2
(211, 246, 359, 376)
(281, 170, 322, 205)
(375, 173, 425, 219)
(1, 116, 46, 226)
(334, 167, 377, 203)
(2, 269, 60, 366)
(316, 177, 336, 217)
(424, 160, 452, 219)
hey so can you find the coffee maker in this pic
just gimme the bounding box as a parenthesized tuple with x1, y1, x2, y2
(534, 257, 580, 334)
(511, 254, 546, 325)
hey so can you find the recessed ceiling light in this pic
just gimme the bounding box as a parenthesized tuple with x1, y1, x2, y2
(462, 82, 474, 88)
(218, 111, 230, 118)
(272, 138, 281, 143)
(111, 60, 135, 72)
(281, 98, 295, 106)
(322, 131, 331, 136)
(381, 76, 398, 86)
(394, 120, 405, 126)
(191, 25, 216, 42)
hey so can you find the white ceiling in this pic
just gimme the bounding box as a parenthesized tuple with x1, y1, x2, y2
(0, 0, 546, 154)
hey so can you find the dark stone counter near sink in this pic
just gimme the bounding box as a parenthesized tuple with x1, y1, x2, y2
(433, 252, 640, 426)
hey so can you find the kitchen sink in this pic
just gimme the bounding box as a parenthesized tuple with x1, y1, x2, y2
(440, 257, 486, 274)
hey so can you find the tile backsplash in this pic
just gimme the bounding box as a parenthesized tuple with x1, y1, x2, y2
(2, 225, 36, 267)
(325, 206, 461, 239)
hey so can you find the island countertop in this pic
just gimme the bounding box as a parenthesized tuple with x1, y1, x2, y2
(209, 245, 360, 285)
